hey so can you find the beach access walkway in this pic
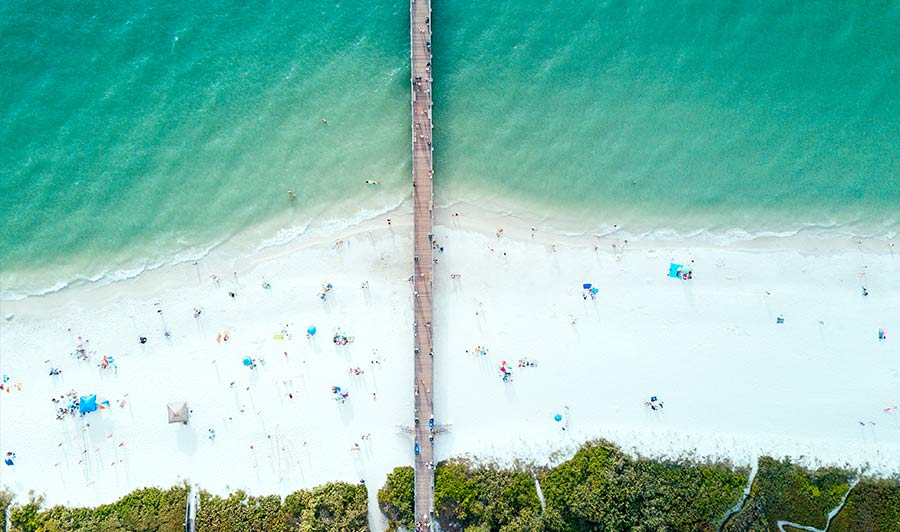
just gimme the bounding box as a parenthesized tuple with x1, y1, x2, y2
(410, 0, 435, 529)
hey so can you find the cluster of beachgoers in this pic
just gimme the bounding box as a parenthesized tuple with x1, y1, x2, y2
(0, 218, 416, 516)
(1, 204, 898, 527)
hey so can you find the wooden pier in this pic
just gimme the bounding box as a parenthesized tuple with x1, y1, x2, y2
(410, 0, 435, 529)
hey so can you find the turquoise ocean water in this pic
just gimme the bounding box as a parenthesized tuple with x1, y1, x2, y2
(2, 1, 899, 297)
(434, 0, 900, 234)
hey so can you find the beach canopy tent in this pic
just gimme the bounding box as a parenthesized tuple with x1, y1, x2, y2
(79, 394, 98, 414)
(167, 401, 189, 424)
(668, 263, 683, 278)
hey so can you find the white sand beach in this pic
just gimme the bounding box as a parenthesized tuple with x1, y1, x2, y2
(0, 214, 416, 514)
(1, 205, 898, 519)
(433, 207, 900, 475)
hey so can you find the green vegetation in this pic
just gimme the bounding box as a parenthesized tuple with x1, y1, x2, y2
(719, 498, 770, 532)
(377, 446, 897, 532)
(377, 466, 415, 532)
(539, 442, 748, 532)
(5, 450, 896, 532)
(377, 441, 749, 532)
(281, 482, 369, 532)
(194, 482, 367, 532)
(4, 482, 366, 532)
(722, 457, 852, 532)
(434, 459, 541, 531)
(194, 491, 286, 532)
(829, 478, 900, 532)
(1, 489, 14, 532)
(8, 486, 187, 532)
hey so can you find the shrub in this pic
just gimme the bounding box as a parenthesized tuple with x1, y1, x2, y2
(196, 483, 367, 532)
(404, 441, 746, 532)
(4, 482, 366, 532)
(283, 482, 368, 532)
(829, 479, 900, 532)
(539, 441, 747, 532)
(722, 457, 853, 532)
(434, 459, 540, 531)
(195, 490, 287, 532)
(1, 489, 15, 532)
(8, 492, 44, 532)
(8, 487, 187, 532)
(377, 466, 414, 532)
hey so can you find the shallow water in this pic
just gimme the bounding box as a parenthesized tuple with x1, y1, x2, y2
(2, 0, 899, 297)
(0, 0, 410, 291)
(434, 0, 900, 235)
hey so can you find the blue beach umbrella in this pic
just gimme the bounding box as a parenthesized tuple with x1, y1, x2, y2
(307, 325, 317, 336)
(79, 394, 98, 414)
(242, 356, 253, 367)
(554, 413, 562, 422)
(582, 283, 592, 289)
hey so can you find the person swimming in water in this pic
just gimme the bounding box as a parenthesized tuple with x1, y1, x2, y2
(365, 179, 380, 185)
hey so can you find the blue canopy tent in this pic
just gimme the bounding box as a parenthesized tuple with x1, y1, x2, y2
(79, 394, 98, 414)
(668, 263, 683, 278)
